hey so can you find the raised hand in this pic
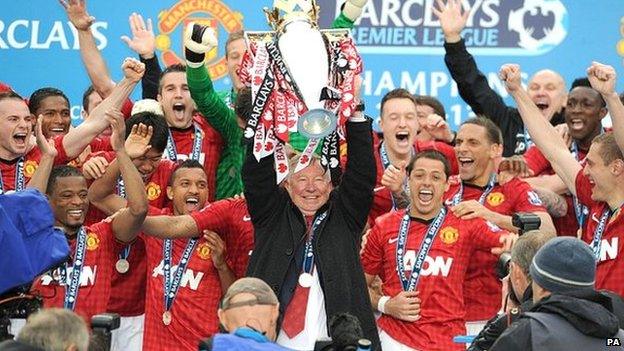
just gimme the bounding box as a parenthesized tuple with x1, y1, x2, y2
(343, 0, 368, 21)
(499, 64, 522, 93)
(587, 61, 617, 96)
(432, 0, 470, 43)
(59, 0, 95, 31)
(498, 155, 533, 181)
(124, 123, 153, 159)
(82, 156, 109, 180)
(121, 13, 156, 59)
(183, 22, 217, 67)
(35, 116, 58, 158)
(422, 114, 453, 142)
(381, 162, 407, 193)
(121, 57, 146, 82)
(106, 108, 126, 152)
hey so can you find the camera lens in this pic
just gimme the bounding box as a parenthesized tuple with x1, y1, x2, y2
(496, 252, 512, 279)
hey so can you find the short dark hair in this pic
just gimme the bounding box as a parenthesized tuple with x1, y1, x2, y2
(29, 87, 70, 115)
(158, 63, 186, 93)
(226, 30, 245, 59)
(47, 165, 83, 195)
(414, 95, 446, 118)
(81, 85, 97, 113)
(570, 78, 605, 106)
(169, 159, 206, 186)
(593, 132, 623, 165)
(462, 117, 503, 145)
(235, 87, 252, 122)
(0, 90, 25, 104)
(407, 150, 451, 179)
(380, 89, 417, 117)
(125, 112, 169, 153)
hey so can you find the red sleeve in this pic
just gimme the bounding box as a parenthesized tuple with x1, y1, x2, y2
(470, 218, 505, 251)
(575, 170, 596, 208)
(508, 178, 548, 213)
(121, 98, 134, 120)
(89, 137, 112, 153)
(523, 145, 550, 175)
(52, 135, 70, 165)
(360, 220, 384, 277)
(190, 199, 232, 234)
(225, 201, 253, 278)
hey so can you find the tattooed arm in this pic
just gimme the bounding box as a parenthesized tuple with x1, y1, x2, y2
(532, 187, 568, 218)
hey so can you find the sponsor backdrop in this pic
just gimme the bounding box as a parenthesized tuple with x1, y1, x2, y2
(1, 0, 623, 130)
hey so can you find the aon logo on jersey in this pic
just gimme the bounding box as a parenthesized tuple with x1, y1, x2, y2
(152, 261, 205, 291)
(599, 237, 619, 262)
(40, 266, 98, 287)
(403, 251, 453, 277)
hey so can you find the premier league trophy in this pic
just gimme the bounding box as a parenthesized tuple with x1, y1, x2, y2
(237, 0, 365, 182)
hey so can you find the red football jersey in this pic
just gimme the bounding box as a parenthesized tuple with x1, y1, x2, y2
(165, 115, 223, 202)
(576, 171, 624, 296)
(362, 209, 504, 350)
(142, 203, 252, 351)
(524, 144, 588, 237)
(1, 135, 69, 193)
(444, 177, 546, 321)
(368, 136, 459, 224)
(30, 221, 118, 324)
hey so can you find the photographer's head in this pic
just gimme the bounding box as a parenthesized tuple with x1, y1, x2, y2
(16, 308, 89, 351)
(218, 278, 280, 341)
(508, 230, 552, 301)
(529, 237, 596, 304)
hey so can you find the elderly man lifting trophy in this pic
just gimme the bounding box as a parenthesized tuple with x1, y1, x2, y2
(186, 1, 380, 350)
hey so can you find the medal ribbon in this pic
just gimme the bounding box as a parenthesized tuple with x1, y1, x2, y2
(570, 141, 590, 229)
(379, 142, 413, 210)
(114, 178, 133, 262)
(165, 124, 203, 162)
(450, 173, 497, 206)
(60, 227, 87, 310)
(396, 207, 447, 291)
(163, 238, 198, 312)
(591, 208, 612, 261)
(0, 157, 25, 194)
(302, 211, 328, 275)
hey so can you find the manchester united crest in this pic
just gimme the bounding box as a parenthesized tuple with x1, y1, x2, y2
(145, 182, 162, 201)
(440, 227, 459, 245)
(196, 242, 211, 260)
(86, 231, 100, 251)
(487, 192, 506, 207)
(24, 160, 38, 178)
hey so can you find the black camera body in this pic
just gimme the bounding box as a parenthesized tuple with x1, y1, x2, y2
(89, 313, 120, 351)
(496, 213, 541, 280)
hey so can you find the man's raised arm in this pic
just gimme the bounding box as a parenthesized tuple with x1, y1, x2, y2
(587, 62, 624, 154)
(501, 64, 581, 195)
(62, 58, 144, 159)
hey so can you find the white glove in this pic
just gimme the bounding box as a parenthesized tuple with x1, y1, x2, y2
(183, 22, 218, 68)
(343, 0, 368, 21)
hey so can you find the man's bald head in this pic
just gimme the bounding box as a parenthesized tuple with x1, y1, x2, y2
(527, 69, 568, 121)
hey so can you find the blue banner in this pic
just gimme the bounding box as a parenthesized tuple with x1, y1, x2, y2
(1, 0, 623, 130)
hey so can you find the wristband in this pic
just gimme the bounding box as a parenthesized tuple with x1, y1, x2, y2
(377, 295, 390, 314)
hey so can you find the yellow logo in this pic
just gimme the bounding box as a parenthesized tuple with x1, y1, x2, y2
(487, 192, 506, 207)
(86, 231, 100, 251)
(196, 242, 211, 260)
(155, 0, 244, 80)
(145, 182, 162, 202)
(23, 160, 38, 178)
(440, 227, 459, 245)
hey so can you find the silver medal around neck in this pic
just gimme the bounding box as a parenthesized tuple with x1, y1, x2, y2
(298, 272, 314, 288)
(115, 259, 130, 274)
(162, 311, 172, 326)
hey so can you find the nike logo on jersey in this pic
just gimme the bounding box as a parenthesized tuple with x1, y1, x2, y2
(592, 213, 600, 223)
(40, 266, 98, 287)
(152, 261, 205, 291)
(243, 215, 251, 222)
(388, 237, 399, 244)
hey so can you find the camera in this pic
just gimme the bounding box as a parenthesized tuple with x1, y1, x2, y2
(512, 213, 541, 235)
(496, 252, 512, 280)
(89, 313, 120, 351)
(314, 313, 372, 351)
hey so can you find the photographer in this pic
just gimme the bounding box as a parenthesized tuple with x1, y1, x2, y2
(469, 230, 552, 350)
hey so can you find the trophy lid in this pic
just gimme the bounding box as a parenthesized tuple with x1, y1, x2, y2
(264, 0, 320, 33)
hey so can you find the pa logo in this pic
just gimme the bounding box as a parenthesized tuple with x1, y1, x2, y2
(508, 0, 568, 53)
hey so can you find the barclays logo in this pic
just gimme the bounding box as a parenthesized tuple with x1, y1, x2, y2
(318, 0, 568, 56)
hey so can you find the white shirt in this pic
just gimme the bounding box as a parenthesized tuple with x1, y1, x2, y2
(276, 266, 328, 350)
